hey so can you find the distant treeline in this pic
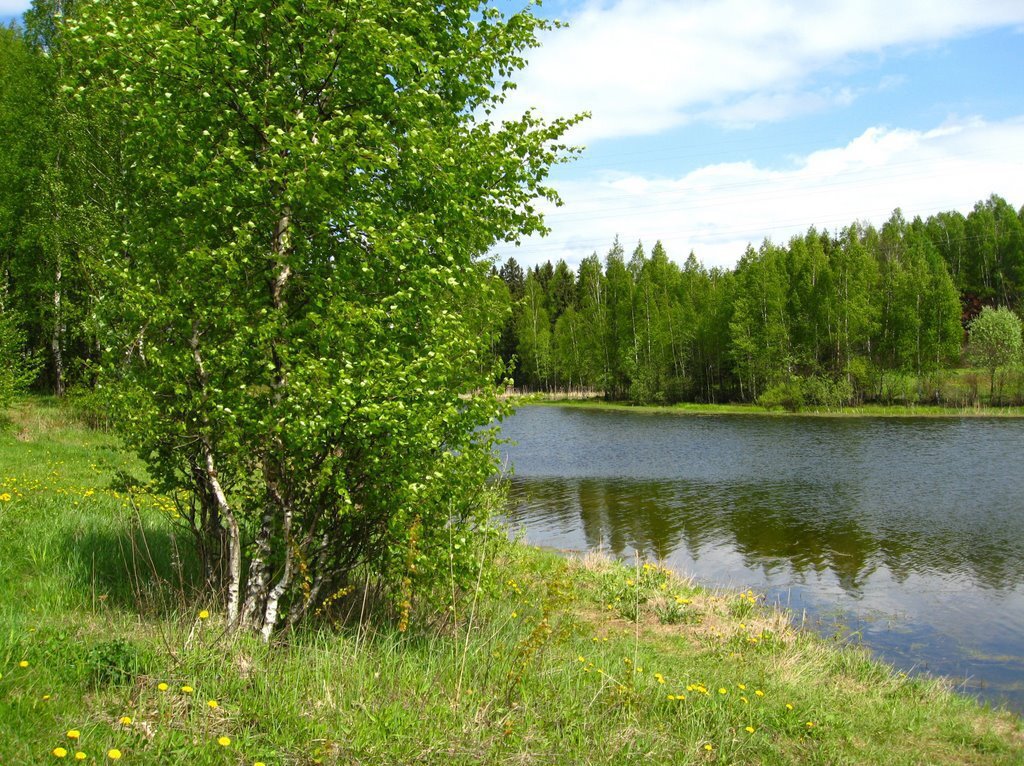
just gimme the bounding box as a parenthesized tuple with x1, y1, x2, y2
(493, 196, 1024, 406)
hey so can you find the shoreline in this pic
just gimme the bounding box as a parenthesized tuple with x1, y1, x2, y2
(513, 396, 1024, 418)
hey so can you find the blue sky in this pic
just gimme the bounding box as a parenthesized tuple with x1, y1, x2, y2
(5, 0, 1024, 270)
(0, 2, 24, 28)
(488, 0, 1024, 269)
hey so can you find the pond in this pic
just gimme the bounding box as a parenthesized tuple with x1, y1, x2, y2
(498, 405, 1024, 713)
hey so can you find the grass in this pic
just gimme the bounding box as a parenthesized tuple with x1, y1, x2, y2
(2, 397, 1023, 764)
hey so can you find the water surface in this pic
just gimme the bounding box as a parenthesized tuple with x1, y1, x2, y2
(499, 405, 1024, 712)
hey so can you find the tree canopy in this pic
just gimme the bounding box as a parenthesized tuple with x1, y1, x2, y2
(494, 202, 1024, 407)
(969, 306, 1023, 400)
(30, 0, 581, 636)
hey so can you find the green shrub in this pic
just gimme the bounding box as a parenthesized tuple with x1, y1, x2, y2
(757, 377, 805, 411)
(81, 638, 150, 687)
(0, 309, 40, 409)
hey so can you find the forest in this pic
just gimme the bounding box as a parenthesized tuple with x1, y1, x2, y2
(3, 19, 1024, 411)
(493, 197, 1024, 406)
(3, 16, 1024, 419)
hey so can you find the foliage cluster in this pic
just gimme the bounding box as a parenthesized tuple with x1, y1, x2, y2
(0, 20, 105, 398)
(0, 0, 582, 636)
(968, 306, 1024, 399)
(497, 199, 1024, 406)
(757, 375, 855, 412)
(0, 307, 40, 410)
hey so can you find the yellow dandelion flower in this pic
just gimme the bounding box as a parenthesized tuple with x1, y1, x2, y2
(181, 685, 194, 694)
(75, 752, 87, 761)
(119, 716, 132, 725)
(0, 492, 11, 501)
(207, 700, 219, 709)
(738, 684, 746, 690)
(755, 689, 764, 697)
(66, 731, 80, 740)
(53, 747, 68, 758)
(198, 609, 210, 620)
(806, 721, 815, 728)
(704, 744, 713, 751)
(254, 763, 266, 766)
(745, 726, 755, 733)
(217, 736, 231, 747)
(158, 682, 169, 691)
(107, 748, 122, 760)
(655, 673, 665, 684)
(740, 696, 748, 704)
(718, 687, 727, 694)
(786, 703, 794, 710)
(19, 660, 29, 668)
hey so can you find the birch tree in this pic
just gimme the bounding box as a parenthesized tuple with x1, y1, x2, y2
(969, 306, 1023, 401)
(66, 0, 579, 636)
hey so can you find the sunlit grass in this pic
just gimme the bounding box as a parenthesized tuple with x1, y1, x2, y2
(1, 396, 1022, 764)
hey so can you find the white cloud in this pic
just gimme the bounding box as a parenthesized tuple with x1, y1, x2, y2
(0, 0, 30, 15)
(494, 116, 1024, 270)
(498, 0, 1024, 142)
(695, 86, 857, 129)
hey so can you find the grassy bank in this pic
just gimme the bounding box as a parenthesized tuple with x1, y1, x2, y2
(518, 397, 1024, 418)
(1, 399, 1022, 764)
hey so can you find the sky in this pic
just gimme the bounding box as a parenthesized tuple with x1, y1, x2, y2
(4, 0, 1024, 271)
(489, 0, 1024, 270)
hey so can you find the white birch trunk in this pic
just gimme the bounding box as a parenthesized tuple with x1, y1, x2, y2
(202, 443, 242, 625)
(258, 503, 293, 641)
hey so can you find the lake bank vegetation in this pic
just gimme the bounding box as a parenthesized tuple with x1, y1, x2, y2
(494, 199, 1024, 408)
(2, 399, 1022, 764)
(513, 390, 1024, 417)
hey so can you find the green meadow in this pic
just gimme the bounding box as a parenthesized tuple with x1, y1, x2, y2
(1, 398, 1021, 765)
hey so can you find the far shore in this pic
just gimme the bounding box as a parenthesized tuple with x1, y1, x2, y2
(512, 396, 1024, 418)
